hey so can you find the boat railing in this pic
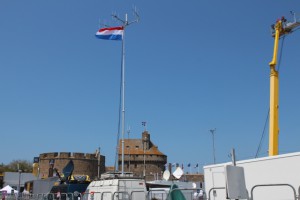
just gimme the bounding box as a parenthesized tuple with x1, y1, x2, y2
(250, 183, 297, 200)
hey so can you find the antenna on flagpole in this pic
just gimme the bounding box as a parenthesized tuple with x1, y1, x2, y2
(110, 7, 139, 176)
(99, 19, 110, 28)
(111, 7, 140, 26)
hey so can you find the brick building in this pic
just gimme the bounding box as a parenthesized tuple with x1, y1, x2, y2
(38, 152, 105, 180)
(118, 131, 167, 180)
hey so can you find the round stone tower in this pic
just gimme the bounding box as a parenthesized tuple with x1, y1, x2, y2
(38, 152, 105, 180)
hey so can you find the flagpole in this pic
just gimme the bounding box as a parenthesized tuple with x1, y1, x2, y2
(107, 9, 139, 177)
(120, 14, 128, 176)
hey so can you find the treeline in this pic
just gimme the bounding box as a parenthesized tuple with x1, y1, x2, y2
(0, 160, 33, 173)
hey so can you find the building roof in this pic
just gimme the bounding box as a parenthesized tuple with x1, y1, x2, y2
(118, 132, 166, 156)
(3, 172, 36, 187)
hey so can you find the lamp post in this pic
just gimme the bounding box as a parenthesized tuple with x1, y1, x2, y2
(143, 137, 147, 177)
(18, 169, 22, 196)
(209, 129, 216, 164)
(97, 147, 101, 179)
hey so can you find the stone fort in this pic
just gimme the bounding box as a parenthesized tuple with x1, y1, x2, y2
(38, 152, 105, 180)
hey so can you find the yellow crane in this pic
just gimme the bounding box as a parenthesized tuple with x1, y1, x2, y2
(269, 14, 300, 156)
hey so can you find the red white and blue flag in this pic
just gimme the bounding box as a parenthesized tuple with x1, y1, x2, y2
(95, 26, 124, 40)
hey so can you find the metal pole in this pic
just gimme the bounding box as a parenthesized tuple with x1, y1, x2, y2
(18, 165, 21, 196)
(97, 147, 101, 179)
(111, 10, 139, 176)
(121, 14, 127, 176)
(231, 148, 236, 166)
(127, 128, 130, 172)
(210, 129, 216, 164)
(143, 139, 146, 177)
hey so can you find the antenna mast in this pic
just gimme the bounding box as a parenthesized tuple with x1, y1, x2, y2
(113, 8, 139, 176)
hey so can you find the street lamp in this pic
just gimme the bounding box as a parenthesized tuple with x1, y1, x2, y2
(143, 136, 147, 177)
(97, 147, 101, 179)
(18, 169, 22, 196)
(209, 129, 216, 164)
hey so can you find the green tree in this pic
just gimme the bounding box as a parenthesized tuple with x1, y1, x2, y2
(0, 163, 11, 173)
(6, 160, 33, 172)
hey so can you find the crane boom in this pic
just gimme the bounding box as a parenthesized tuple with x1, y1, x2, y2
(269, 16, 300, 156)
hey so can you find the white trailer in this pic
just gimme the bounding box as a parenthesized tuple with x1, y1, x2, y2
(203, 152, 300, 200)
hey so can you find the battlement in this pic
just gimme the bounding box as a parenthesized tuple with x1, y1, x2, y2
(38, 152, 105, 179)
(40, 152, 98, 160)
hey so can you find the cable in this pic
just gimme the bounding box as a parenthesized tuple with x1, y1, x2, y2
(277, 35, 285, 72)
(255, 110, 269, 158)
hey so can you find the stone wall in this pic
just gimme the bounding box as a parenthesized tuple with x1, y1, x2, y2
(119, 154, 167, 180)
(38, 152, 105, 180)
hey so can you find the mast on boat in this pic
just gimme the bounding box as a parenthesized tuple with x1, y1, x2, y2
(268, 13, 300, 156)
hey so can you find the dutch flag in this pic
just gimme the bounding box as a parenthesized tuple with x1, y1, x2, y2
(95, 26, 124, 40)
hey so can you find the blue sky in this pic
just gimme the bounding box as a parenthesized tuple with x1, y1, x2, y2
(1, 1, 300, 172)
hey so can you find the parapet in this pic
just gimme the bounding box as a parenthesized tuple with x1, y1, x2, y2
(39, 152, 98, 160)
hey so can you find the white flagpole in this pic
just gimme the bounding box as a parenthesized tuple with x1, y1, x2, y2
(112, 11, 139, 176)
(120, 14, 127, 176)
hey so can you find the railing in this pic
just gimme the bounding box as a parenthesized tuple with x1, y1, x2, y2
(148, 189, 168, 200)
(204, 184, 300, 200)
(0, 187, 203, 200)
(207, 187, 225, 200)
(169, 188, 202, 200)
(250, 184, 297, 200)
(0, 192, 83, 200)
